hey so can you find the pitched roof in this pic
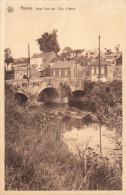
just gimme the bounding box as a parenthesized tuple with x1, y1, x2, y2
(14, 66, 27, 71)
(51, 60, 75, 69)
(90, 57, 110, 66)
(50, 56, 61, 63)
(13, 58, 28, 65)
(31, 51, 56, 59)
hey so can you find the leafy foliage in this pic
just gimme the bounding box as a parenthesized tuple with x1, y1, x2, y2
(4, 48, 13, 66)
(5, 83, 122, 190)
(37, 29, 60, 54)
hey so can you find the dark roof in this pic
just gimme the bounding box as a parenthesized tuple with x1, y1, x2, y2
(13, 58, 28, 65)
(51, 60, 75, 69)
(31, 51, 56, 59)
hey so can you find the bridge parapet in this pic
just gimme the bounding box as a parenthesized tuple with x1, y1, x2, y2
(5, 77, 85, 101)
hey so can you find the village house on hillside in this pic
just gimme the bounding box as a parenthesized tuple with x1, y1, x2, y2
(13, 58, 28, 79)
(49, 56, 62, 67)
(13, 58, 41, 79)
(5, 58, 28, 80)
(13, 52, 57, 79)
(30, 51, 57, 71)
(88, 57, 115, 82)
(14, 66, 27, 80)
(6, 48, 122, 81)
(50, 60, 77, 78)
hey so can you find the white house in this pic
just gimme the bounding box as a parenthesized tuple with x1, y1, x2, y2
(31, 51, 57, 71)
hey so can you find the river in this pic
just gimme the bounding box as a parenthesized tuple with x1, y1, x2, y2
(39, 102, 122, 165)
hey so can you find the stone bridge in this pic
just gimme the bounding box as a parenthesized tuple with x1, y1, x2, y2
(6, 77, 85, 103)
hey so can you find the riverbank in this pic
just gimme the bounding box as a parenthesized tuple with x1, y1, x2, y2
(70, 80, 122, 134)
(5, 82, 122, 190)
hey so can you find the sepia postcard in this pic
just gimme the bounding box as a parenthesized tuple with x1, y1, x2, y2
(0, 0, 126, 194)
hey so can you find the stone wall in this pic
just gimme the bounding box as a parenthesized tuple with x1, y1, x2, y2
(6, 77, 85, 102)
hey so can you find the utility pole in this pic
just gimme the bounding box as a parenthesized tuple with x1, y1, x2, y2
(98, 35, 101, 82)
(27, 44, 31, 79)
(99, 123, 102, 158)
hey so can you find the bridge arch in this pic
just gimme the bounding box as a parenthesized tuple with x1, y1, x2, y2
(14, 92, 28, 105)
(37, 87, 59, 103)
(72, 90, 86, 99)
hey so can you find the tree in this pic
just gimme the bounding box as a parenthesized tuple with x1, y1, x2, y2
(74, 49, 83, 58)
(61, 47, 72, 61)
(63, 47, 72, 53)
(76, 56, 90, 66)
(37, 29, 60, 54)
(4, 48, 13, 66)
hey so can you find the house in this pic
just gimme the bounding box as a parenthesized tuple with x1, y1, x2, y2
(14, 64, 43, 80)
(49, 56, 61, 67)
(31, 51, 57, 71)
(89, 57, 115, 82)
(13, 58, 28, 79)
(13, 58, 28, 68)
(14, 65, 27, 79)
(6, 58, 28, 80)
(104, 52, 122, 62)
(50, 60, 76, 78)
(113, 55, 122, 80)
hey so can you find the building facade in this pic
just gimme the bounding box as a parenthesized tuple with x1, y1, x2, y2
(31, 51, 57, 71)
(14, 66, 27, 79)
(89, 57, 115, 82)
(50, 61, 76, 78)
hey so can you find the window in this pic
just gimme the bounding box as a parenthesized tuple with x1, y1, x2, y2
(53, 70, 55, 76)
(65, 70, 67, 76)
(96, 67, 99, 74)
(101, 67, 104, 74)
(59, 70, 61, 76)
(91, 67, 95, 74)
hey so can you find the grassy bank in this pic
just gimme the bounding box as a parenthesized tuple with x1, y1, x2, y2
(75, 80, 122, 135)
(5, 82, 122, 190)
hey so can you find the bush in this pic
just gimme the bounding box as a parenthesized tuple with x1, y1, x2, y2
(5, 84, 122, 190)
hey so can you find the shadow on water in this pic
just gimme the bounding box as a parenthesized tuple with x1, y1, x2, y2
(68, 100, 95, 112)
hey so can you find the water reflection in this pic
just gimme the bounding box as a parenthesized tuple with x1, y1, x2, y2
(41, 103, 121, 164)
(62, 120, 117, 164)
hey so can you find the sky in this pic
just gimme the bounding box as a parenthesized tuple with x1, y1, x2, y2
(4, 0, 125, 58)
